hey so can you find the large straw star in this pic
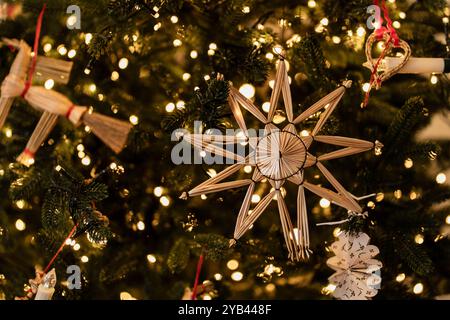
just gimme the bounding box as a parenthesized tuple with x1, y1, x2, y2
(180, 57, 381, 261)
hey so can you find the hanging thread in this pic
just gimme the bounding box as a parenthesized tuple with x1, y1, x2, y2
(20, 4, 46, 98)
(190, 252, 205, 300)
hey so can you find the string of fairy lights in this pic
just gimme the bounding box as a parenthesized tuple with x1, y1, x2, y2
(1, 0, 450, 299)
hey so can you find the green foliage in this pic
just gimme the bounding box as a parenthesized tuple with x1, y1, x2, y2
(162, 76, 230, 132)
(211, 34, 271, 84)
(291, 35, 334, 91)
(384, 97, 428, 151)
(87, 32, 114, 60)
(194, 233, 231, 262)
(42, 191, 70, 230)
(167, 233, 231, 274)
(8, 166, 45, 201)
(167, 239, 190, 274)
(107, 0, 139, 20)
(395, 234, 434, 276)
(400, 142, 440, 163)
(343, 215, 367, 234)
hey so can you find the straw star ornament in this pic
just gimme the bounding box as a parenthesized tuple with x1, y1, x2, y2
(180, 56, 382, 261)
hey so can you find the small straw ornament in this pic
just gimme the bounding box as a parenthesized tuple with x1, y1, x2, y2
(0, 38, 73, 129)
(180, 52, 382, 261)
(1, 73, 132, 164)
(0, 38, 74, 166)
(1, 6, 131, 165)
(0, 41, 130, 165)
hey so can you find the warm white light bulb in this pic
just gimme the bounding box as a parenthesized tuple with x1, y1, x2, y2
(320, 18, 329, 26)
(244, 165, 252, 173)
(137, 221, 145, 230)
(57, 45, 67, 56)
(357, 26, 366, 37)
(308, 0, 316, 8)
(430, 75, 438, 85)
(362, 83, 371, 92)
(251, 194, 261, 204)
(160, 196, 170, 207)
(239, 84, 255, 99)
(182, 73, 191, 81)
(111, 71, 120, 81)
(44, 79, 55, 90)
(413, 283, 423, 294)
(85, 33, 93, 45)
(436, 172, 446, 184)
(231, 271, 243, 281)
(147, 254, 156, 263)
(43, 43, 52, 52)
(119, 58, 129, 69)
(320, 198, 331, 208)
(190, 50, 198, 59)
(396, 273, 406, 282)
(129, 115, 139, 125)
(81, 156, 91, 166)
(404, 158, 413, 169)
(227, 259, 239, 270)
(153, 186, 163, 197)
(15, 219, 26, 231)
(165, 103, 176, 113)
(68, 49, 76, 59)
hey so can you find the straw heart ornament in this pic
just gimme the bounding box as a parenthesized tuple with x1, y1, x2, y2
(362, 0, 411, 107)
(363, 32, 411, 92)
(180, 54, 382, 261)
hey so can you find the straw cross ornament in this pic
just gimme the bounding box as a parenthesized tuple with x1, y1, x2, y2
(0, 39, 132, 166)
(180, 57, 382, 261)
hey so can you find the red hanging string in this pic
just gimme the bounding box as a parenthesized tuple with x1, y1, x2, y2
(20, 4, 46, 98)
(191, 252, 205, 300)
(44, 223, 78, 274)
(373, 0, 384, 38)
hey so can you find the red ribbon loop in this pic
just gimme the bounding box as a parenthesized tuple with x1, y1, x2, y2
(374, 0, 399, 46)
(44, 224, 78, 274)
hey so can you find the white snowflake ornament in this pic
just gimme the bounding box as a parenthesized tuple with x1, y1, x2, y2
(327, 232, 382, 300)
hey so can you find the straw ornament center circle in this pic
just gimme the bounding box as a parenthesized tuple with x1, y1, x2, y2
(255, 130, 307, 181)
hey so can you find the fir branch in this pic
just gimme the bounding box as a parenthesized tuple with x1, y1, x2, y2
(194, 233, 231, 262)
(162, 76, 230, 132)
(291, 35, 334, 91)
(395, 233, 434, 276)
(384, 97, 427, 149)
(167, 238, 190, 274)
